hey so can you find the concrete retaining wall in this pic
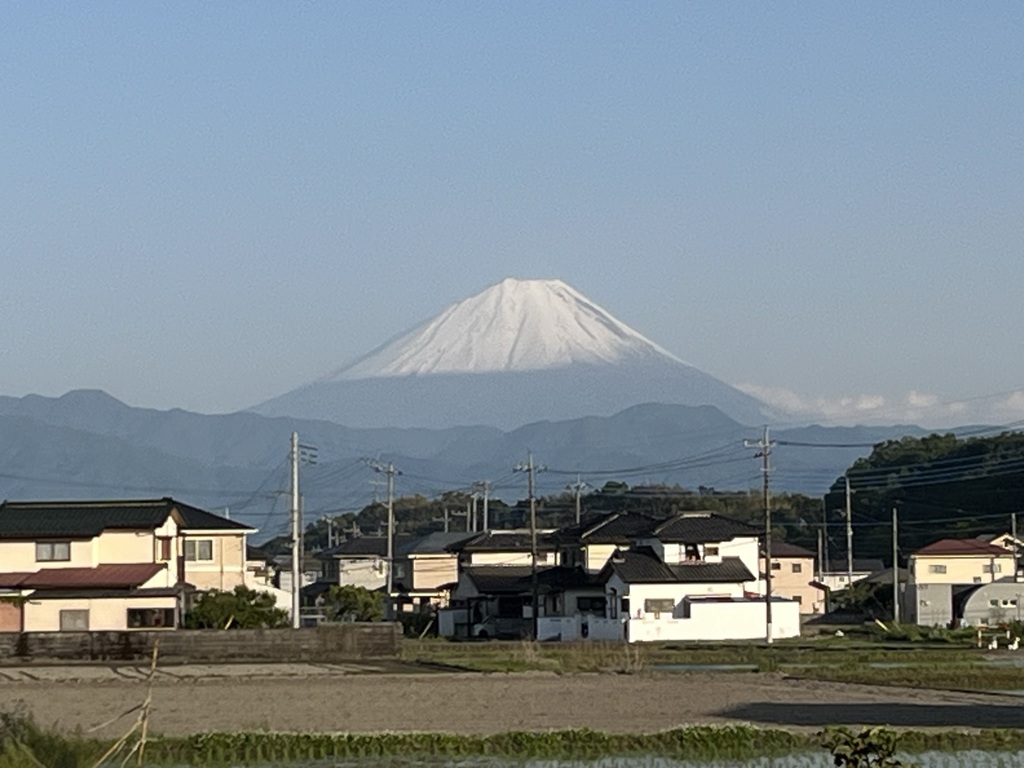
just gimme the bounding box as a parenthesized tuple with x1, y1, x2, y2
(0, 623, 401, 663)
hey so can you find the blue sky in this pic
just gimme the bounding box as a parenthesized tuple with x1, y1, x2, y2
(2, 3, 1022, 426)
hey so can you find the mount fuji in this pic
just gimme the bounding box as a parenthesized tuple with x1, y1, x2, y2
(252, 278, 776, 429)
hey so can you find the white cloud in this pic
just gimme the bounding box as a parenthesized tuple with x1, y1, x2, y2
(737, 384, 1024, 428)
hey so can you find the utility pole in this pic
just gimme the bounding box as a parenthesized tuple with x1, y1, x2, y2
(515, 452, 545, 640)
(844, 475, 854, 591)
(745, 427, 775, 644)
(472, 481, 491, 531)
(1012, 512, 1019, 581)
(290, 432, 300, 629)
(892, 504, 900, 624)
(366, 459, 400, 621)
(567, 475, 589, 525)
(288, 437, 318, 630)
(821, 498, 830, 575)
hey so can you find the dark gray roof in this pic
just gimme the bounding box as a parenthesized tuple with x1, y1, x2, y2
(604, 547, 755, 585)
(558, 511, 757, 546)
(450, 529, 559, 553)
(652, 513, 759, 544)
(175, 500, 254, 531)
(460, 565, 603, 596)
(0, 497, 249, 539)
(462, 565, 534, 594)
(764, 541, 816, 558)
(320, 535, 414, 558)
(398, 531, 476, 557)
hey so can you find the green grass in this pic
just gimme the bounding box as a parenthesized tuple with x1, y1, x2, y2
(787, 663, 1024, 691)
(7, 707, 1024, 767)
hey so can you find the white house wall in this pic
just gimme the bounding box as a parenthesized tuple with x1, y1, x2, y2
(607, 575, 744, 620)
(625, 599, 800, 643)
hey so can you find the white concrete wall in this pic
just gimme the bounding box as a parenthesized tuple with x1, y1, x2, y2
(537, 615, 623, 642)
(612, 578, 744, 620)
(625, 598, 800, 643)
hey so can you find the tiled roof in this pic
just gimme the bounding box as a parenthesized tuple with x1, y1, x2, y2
(461, 565, 603, 596)
(0, 563, 166, 590)
(0, 498, 248, 538)
(450, 529, 559, 553)
(175, 501, 254, 531)
(462, 565, 534, 594)
(558, 510, 757, 546)
(320, 535, 414, 558)
(397, 532, 476, 557)
(653, 513, 759, 544)
(764, 541, 816, 558)
(914, 538, 1012, 557)
(604, 547, 754, 585)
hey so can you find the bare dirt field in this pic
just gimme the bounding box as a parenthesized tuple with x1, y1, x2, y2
(1, 663, 1022, 736)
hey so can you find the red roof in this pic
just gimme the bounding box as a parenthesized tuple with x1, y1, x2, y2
(0, 563, 166, 590)
(914, 538, 1012, 557)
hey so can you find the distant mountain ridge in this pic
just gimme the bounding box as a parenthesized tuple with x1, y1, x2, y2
(0, 390, 933, 540)
(253, 278, 777, 428)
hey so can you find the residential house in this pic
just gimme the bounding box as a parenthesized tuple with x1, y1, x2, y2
(317, 535, 398, 590)
(447, 529, 559, 568)
(557, 510, 761, 588)
(444, 564, 607, 640)
(907, 538, 1016, 626)
(392, 532, 475, 611)
(602, 547, 801, 642)
(762, 541, 822, 614)
(0, 498, 254, 632)
(819, 557, 885, 593)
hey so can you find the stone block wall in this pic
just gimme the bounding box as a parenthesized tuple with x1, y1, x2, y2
(0, 623, 401, 663)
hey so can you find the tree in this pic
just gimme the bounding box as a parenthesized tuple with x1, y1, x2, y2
(321, 585, 384, 622)
(185, 586, 289, 629)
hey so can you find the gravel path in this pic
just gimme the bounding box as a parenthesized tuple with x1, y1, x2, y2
(1, 666, 1022, 736)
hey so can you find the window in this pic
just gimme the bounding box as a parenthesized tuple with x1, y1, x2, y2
(643, 598, 675, 618)
(59, 609, 89, 631)
(791, 563, 803, 573)
(990, 599, 1000, 607)
(704, 546, 719, 557)
(577, 596, 607, 614)
(928, 564, 948, 574)
(608, 588, 619, 620)
(157, 537, 172, 561)
(36, 541, 71, 562)
(184, 539, 213, 562)
(127, 608, 175, 629)
(983, 564, 1003, 574)
(392, 562, 408, 580)
(771, 562, 782, 571)
(793, 595, 802, 604)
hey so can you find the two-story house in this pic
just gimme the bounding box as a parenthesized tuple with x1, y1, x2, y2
(907, 537, 1015, 626)
(0, 498, 254, 632)
(762, 541, 822, 614)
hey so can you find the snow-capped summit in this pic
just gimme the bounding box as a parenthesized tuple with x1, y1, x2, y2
(329, 277, 683, 380)
(253, 278, 775, 429)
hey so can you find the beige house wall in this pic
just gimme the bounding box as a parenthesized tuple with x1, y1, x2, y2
(23, 594, 178, 632)
(910, 553, 1015, 585)
(0, 539, 94, 571)
(584, 543, 617, 572)
(182, 532, 248, 591)
(763, 555, 821, 614)
(410, 555, 459, 591)
(467, 551, 556, 567)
